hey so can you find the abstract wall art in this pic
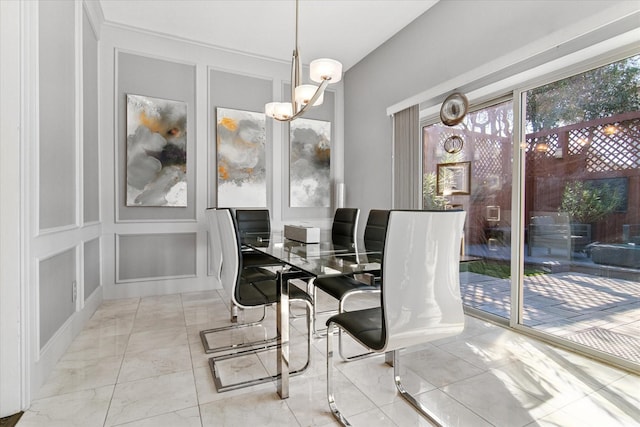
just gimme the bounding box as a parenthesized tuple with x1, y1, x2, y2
(289, 118, 331, 207)
(216, 107, 267, 207)
(126, 94, 187, 207)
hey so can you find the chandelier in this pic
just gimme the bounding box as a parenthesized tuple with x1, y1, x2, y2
(265, 0, 342, 121)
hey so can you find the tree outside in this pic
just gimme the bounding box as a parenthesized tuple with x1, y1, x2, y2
(526, 55, 640, 132)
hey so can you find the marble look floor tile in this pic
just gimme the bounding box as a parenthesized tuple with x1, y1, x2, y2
(199, 323, 276, 356)
(94, 298, 140, 316)
(180, 290, 223, 306)
(88, 310, 137, 325)
(336, 354, 435, 407)
(118, 344, 192, 382)
(344, 407, 398, 427)
(36, 354, 123, 399)
(111, 406, 202, 427)
(193, 365, 276, 405)
(183, 300, 232, 326)
(18, 385, 113, 427)
(211, 351, 272, 389)
(188, 336, 212, 370)
(83, 316, 135, 338)
(125, 326, 188, 354)
(548, 347, 629, 389)
(403, 345, 485, 387)
(199, 389, 300, 427)
(380, 388, 492, 427)
(534, 387, 640, 427)
(26, 291, 640, 427)
(131, 311, 186, 332)
(442, 371, 551, 427)
(335, 355, 402, 406)
(105, 371, 198, 426)
(438, 328, 532, 370)
(63, 331, 129, 361)
(137, 294, 183, 310)
(286, 371, 377, 426)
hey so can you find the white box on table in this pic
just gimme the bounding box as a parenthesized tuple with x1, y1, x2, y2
(284, 224, 320, 243)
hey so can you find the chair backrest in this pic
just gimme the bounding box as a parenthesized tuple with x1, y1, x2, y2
(235, 209, 271, 243)
(205, 208, 223, 281)
(214, 209, 243, 307)
(363, 209, 390, 252)
(331, 208, 359, 246)
(381, 210, 466, 352)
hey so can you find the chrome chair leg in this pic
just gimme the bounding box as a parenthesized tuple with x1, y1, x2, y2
(210, 298, 313, 393)
(326, 322, 351, 426)
(230, 301, 238, 323)
(199, 305, 270, 354)
(393, 349, 444, 427)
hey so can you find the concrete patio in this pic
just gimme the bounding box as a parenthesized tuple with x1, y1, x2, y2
(460, 264, 640, 364)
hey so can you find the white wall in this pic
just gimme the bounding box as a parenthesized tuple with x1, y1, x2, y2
(343, 0, 640, 235)
(2, 0, 105, 407)
(98, 23, 344, 299)
(0, 0, 26, 417)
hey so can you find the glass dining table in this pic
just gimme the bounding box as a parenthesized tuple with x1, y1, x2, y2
(241, 231, 381, 399)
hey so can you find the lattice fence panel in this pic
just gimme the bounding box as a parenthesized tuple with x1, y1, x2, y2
(527, 117, 640, 172)
(473, 136, 504, 179)
(525, 133, 560, 159)
(586, 118, 640, 172)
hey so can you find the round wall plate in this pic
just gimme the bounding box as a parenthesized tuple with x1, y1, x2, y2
(443, 135, 464, 153)
(440, 92, 469, 126)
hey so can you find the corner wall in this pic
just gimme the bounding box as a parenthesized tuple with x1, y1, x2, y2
(22, 0, 104, 400)
(343, 0, 639, 235)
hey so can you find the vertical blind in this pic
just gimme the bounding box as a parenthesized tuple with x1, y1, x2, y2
(393, 104, 420, 209)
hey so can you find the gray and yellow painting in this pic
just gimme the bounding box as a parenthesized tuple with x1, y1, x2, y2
(126, 94, 187, 206)
(290, 118, 331, 207)
(216, 108, 267, 207)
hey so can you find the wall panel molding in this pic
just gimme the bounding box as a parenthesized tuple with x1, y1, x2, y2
(115, 232, 197, 283)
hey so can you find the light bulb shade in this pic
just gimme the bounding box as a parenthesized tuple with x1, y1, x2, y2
(295, 84, 324, 106)
(265, 102, 293, 120)
(265, 102, 277, 118)
(310, 58, 342, 83)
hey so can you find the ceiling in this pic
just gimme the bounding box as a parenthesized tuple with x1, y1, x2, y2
(98, 0, 439, 71)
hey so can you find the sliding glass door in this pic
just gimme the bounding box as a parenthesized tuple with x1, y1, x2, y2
(521, 54, 640, 366)
(422, 99, 515, 320)
(422, 53, 640, 369)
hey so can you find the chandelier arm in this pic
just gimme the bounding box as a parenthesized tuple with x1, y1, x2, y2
(291, 50, 301, 114)
(291, 0, 301, 113)
(275, 78, 331, 122)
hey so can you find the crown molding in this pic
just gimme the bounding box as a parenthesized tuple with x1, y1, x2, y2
(82, 0, 104, 40)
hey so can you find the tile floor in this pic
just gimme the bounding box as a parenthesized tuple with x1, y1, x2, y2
(460, 271, 640, 363)
(17, 289, 640, 427)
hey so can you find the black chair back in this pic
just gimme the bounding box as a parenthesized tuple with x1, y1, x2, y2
(363, 210, 390, 252)
(235, 209, 271, 243)
(331, 208, 359, 247)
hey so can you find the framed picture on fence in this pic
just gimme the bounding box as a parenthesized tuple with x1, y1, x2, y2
(437, 161, 471, 196)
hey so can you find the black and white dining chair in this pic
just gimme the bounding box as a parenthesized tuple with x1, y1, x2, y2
(308, 210, 389, 355)
(206, 208, 223, 283)
(205, 208, 314, 392)
(326, 210, 467, 426)
(235, 209, 282, 269)
(331, 208, 360, 247)
(203, 208, 273, 327)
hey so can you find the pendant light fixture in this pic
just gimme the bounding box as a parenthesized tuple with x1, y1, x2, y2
(265, 0, 342, 122)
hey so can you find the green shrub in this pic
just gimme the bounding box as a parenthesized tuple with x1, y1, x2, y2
(560, 181, 622, 223)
